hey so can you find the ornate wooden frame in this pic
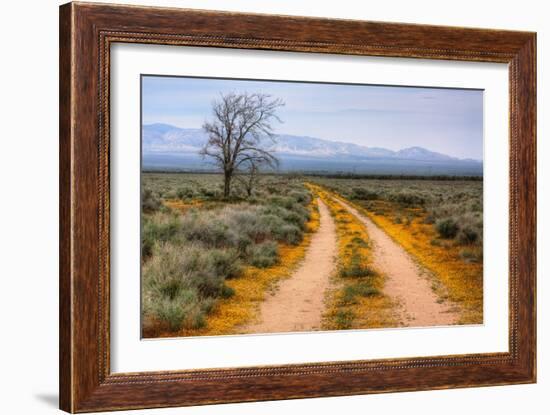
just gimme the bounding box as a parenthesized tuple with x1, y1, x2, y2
(59, 2, 536, 412)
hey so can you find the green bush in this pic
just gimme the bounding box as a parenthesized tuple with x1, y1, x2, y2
(280, 208, 309, 230)
(247, 240, 279, 268)
(267, 195, 295, 210)
(143, 243, 242, 330)
(184, 248, 240, 296)
(341, 282, 379, 304)
(288, 189, 311, 205)
(180, 213, 230, 247)
(199, 187, 220, 199)
(334, 310, 355, 329)
(152, 294, 198, 331)
(141, 213, 179, 259)
(457, 225, 479, 244)
(208, 248, 242, 279)
(390, 192, 425, 206)
(435, 218, 459, 239)
(220, 284, 235, 299)
(177, 186, 196, 200)
(340, 253, 377, 278)
(275, 224, 302, 245)
(142, 188, 162, 213)
(351, 187, 379, 200)
(228, 208, 271, 243)
(193, 270, 225, 297)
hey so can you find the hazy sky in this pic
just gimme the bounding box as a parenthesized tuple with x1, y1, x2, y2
(142, 76, 483, 160)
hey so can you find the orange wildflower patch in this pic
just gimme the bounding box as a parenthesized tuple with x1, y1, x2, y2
(342, 198, 483, 324)
(163, 199, 204, 213)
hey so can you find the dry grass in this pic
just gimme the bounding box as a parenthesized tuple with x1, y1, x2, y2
(166, 198, 322, 337)
(308, 184, 399, 330)
(346, 198, 482, 324)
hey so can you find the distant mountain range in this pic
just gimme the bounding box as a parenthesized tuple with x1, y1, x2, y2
(142, 123, 483, 175)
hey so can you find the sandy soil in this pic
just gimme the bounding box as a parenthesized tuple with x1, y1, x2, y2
(335, 198, 459, 327)
(242, 198, 338, 334)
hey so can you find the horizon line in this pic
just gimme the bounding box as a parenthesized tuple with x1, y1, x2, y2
(142, 122, 483, 163)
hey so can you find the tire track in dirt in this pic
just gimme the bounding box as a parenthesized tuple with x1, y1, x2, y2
(334, 197, 460, 327)
(242, 198, 338, 334)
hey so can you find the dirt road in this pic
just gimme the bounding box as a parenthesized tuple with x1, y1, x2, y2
(242, 198, 338, 334)
(334, 198, 459, 327)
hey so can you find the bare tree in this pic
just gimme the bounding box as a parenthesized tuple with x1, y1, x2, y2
(200, 92, 284, 198)
(236, 159, 262, 197)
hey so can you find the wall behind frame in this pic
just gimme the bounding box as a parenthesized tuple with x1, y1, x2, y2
(0, 1, 546, 415)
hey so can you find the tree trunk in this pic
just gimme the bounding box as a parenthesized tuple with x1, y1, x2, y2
(246, 166, 257, 197)
(223, 170, 232, 198)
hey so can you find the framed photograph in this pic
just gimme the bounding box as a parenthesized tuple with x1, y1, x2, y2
(59, 2, 536, 412)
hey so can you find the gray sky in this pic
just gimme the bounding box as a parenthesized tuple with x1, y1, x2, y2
(142, 76, 483, 160)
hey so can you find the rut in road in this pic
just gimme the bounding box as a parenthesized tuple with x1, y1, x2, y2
(334, 197, 460, 327)
(242, 198, 338, 334)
